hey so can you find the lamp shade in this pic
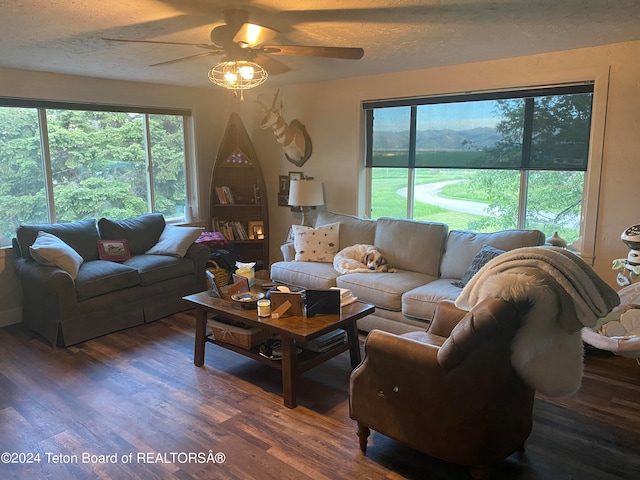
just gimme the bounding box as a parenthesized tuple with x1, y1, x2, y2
(288, 180, 324, 207)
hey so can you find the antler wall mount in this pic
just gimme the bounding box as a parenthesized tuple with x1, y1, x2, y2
(256, 89, 312, 167)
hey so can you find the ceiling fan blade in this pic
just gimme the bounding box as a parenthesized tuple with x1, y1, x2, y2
(262, 45, 364, 59)
(233, 23, 280, 48)
(150, 52, 220, 67)
(211, 8, 252, 47)
(103, 38, 216, 50)
(253, 54, 292, 76)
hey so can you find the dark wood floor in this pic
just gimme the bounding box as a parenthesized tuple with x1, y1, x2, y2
(1, 311, 639, 480)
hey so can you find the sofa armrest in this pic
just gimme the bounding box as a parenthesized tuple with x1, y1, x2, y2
(184, 243, 210, 280)
(13, 257, 77, 315)
(281, 242, 295, 262)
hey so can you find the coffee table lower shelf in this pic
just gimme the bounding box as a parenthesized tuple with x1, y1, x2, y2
(184, 291, 374, 408)
(205, 333, 354, 374)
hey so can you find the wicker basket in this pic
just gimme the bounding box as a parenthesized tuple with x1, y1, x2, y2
(206, 260, 231, 290)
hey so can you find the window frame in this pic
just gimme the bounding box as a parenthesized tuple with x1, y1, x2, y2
(0, 97, 193, 232)
(363, 75, 610, 264)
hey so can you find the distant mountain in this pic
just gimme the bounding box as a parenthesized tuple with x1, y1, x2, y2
(374, 127, 500, 151)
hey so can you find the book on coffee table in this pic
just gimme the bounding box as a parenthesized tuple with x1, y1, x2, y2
(299, 329, 347, 353)
(330, 287, 358, 306)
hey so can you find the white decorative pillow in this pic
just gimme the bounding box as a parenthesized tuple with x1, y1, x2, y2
(145, 225, 204, 257)
(29, 231, 84, 279)
(292, 222, 340, 262)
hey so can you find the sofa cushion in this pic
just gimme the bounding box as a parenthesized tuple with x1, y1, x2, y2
(316, 211, 376, 250)
(270, 261, 340, 289)
(146, 225, 204, 257)
(402, 279, 463, 321)
(16, 218, 99, 261)
(374, 217, 448, 276)
(440, 229, 545, 279)
(292, 222, 340, 262)
(98, 213, 166, 256)
(29, 231, 84, 279)
(337, 270, 435, 311)
(75, 260, 140, 301)
(123, 254, 194, 286)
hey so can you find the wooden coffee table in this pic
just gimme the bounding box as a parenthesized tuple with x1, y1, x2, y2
(183, 291, 375, 408)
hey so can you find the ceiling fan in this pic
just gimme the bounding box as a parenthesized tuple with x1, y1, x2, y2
(103, 8, 364, 94)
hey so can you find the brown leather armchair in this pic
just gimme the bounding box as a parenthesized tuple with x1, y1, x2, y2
(349, 298, 535, 479)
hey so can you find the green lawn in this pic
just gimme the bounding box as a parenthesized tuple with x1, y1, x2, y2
(371, 168, 580, 241)
(371, 169, 485, 230)
(438, 179, 492, 203)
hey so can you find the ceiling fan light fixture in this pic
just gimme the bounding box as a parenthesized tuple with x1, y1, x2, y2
(243, 23, 264, 46)
(238, 64, 255, 80)
(208, 60, 267, 90)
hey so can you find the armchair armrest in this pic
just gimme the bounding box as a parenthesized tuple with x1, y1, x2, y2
(349, 329, 484, 460)
(428, 300, 468, 337)
(352, 299, 528, 414)
(350, 329, 446, 413)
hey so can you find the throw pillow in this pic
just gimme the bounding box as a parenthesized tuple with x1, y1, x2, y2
(97, 239, 131, 262)
(97, 213, 165, 256)
(292, 222, 340, 262)
(29, 231, 84, 279)
(146, 225, 204, 257)
(452, 245, 505, 288)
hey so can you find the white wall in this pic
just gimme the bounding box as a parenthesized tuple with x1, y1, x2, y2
(255, 39, 640, 290)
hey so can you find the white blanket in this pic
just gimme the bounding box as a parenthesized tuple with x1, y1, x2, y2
(455, 246, 619, 396)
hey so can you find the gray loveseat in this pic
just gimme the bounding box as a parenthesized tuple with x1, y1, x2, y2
(13, 213, 210, 346)
(270, 211, 545, 334)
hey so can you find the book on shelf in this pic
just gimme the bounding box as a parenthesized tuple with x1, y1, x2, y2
(235, 221, 249, 240)
(214, 186, 225, 204)
(214, 220, 249, 241)
(215, 186, 235, 204)
(223, 186, 235, 204)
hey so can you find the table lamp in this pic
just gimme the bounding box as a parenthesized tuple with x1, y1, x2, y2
(288, 180, 324, 226)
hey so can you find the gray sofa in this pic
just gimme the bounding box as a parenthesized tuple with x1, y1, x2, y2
(12, 213, 210, 346)
(270, 212, 546, 334)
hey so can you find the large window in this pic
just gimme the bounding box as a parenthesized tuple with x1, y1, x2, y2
(364, 85, 594, 246)
(0, 101, 190, 247)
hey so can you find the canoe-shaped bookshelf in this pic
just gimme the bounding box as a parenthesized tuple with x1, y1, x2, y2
(210, 113, 269, 269)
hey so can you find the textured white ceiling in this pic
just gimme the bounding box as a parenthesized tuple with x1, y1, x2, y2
(2, 0, 640, 89)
